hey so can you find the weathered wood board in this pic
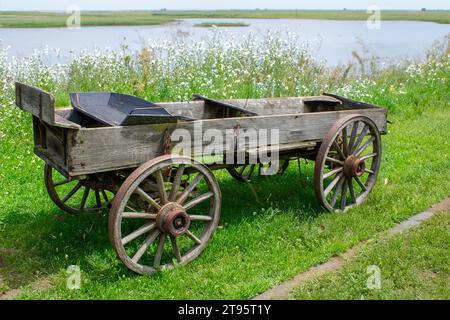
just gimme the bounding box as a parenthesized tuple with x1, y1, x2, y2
(67, 108, 387, 176)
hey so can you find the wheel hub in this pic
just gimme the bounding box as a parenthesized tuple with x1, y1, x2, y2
(344, 155, 366, 178)
(156, 202, 190, 237)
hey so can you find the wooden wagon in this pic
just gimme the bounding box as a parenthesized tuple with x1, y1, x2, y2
(15, 82, 387, 275)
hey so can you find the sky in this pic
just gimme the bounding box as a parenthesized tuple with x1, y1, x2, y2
(0, 0, 449, 11)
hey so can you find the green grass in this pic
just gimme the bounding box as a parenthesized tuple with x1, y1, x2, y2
(292, 212, 450, 299)
(155, 9, 450, 24)
(0, 11, 174, 28)
(0, 35, 448, 299)
(0, 10, 449, 28)
(194, 22, 250, 28)
(0, 107, 448, 299)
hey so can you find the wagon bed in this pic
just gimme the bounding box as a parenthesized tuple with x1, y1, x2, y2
(15, 82, 387, 275)
(16, 83, 387, 177)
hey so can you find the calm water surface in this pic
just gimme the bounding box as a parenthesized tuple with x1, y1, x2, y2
(0, 18, 448, 65)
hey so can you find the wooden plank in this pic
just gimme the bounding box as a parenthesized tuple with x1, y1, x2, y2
(224, 97, 304, 116)
(67, 108, 387, 176)
(302, 95, 342, 104)
(246, 142, 317, 157)
(54, 113, 81, 129)
(158, 101, 208, 119)
(159, 97, 305, 117)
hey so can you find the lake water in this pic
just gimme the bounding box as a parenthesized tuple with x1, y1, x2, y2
(0, 18, 448, 66)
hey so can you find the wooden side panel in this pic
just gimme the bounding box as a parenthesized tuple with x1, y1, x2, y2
(31, 115, 70, 176)
(159, 101, 209, 119)
(160, 97, 305, 118)
(67, 108, 387, 176)
(15, 82, 55, 125)
(225, 97, 305, 115)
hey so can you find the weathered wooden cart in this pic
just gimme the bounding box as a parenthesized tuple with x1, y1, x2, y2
(15, 82, 387, 275)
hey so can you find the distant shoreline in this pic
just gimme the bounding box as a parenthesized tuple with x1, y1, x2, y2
(194, 22, 250, 28)
(0, 10, 448, 28)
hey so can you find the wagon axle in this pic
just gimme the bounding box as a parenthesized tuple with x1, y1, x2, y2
(344, 155, 366, 178)
(156, 202, 191, 237)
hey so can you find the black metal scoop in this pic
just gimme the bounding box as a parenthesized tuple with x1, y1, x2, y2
(70, 92, 193, 126)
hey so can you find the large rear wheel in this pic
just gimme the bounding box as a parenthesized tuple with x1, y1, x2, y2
(109, 155, 221, 275)
(314, 115, 382, 212)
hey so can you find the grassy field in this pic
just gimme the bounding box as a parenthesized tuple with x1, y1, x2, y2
(292, 211, 450, 299)
(155, 9, 450, 24)
(0, 35, 449, 299)
(0, 11, 174, 28)
(0, 10, 449, 28)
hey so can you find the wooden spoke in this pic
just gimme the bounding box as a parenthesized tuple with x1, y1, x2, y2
(332, 141, 346, 160)
(153, 234, 166, 268)
(189, 214, 213, 222)
(169, 164, 185, 202)
(355, 136, 375, 157)
(126, 205, 137, 212)
(185, 230, 202, 245)
(95, 190, 102, 208)
(183, 192, 214, 210)
(79, 187, 90, 211)
(135, 187, 161, 210)
(323, 166, 343, 180)
(227, 160, 284, 183)
(122, 212, 157, 219)
(176, 173, 204, 204)
(348, 178, 356, 204)
(330, 176, 345, 207)
(348, 120, 359, 151)
(53, 178, 70, 187)
(326, 156, 344, 166)
(154, 170, 168, 205)
(350, 124, 369, 154)
(132, 230, 160, 263)
(122, 222, 156, 245)
(354, 176, 367, 191)
(62, 182, 82, 203)
(360, 153, 378, 161)
(246, 164, 256, 179)
(342, 126, 348, 156)
(170, 235, 182, 262)
(101, 190, 109, 202)
(340, 179, 348, 210)
(324, 173, 343, 197)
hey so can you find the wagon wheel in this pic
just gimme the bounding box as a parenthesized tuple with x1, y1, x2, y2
(44, 164, 114, 214)
(227, 159, 289, 183)
(109, 155, 221, 275)
(314, 115, 381, 212)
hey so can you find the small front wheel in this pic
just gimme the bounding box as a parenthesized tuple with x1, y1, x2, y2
(109, 155, 221, 275)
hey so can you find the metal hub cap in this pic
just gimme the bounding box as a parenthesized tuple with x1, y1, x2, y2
(156, 202, 190, 237)
(344, 155, 366, 178)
